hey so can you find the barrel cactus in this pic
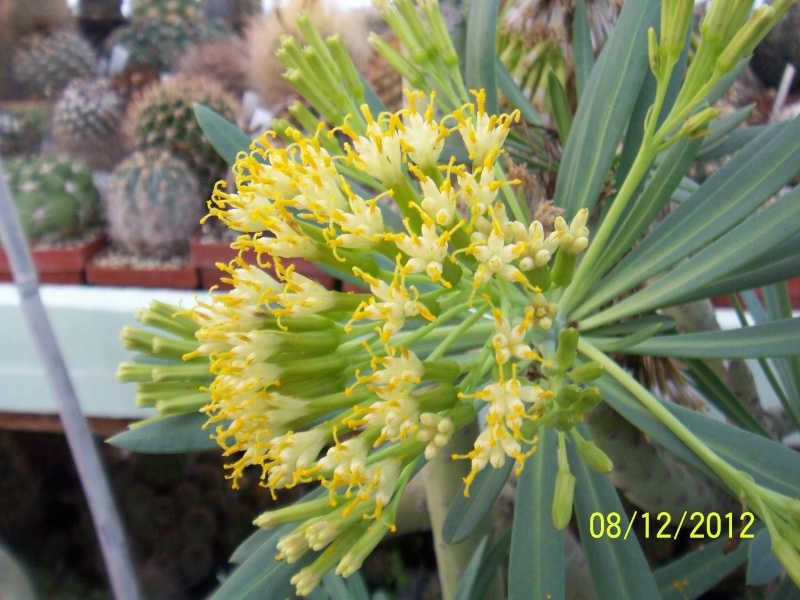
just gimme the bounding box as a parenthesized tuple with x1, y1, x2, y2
(12, 29, 98, 98)
(53, 77, 128, 170)
(126, 75, 237, 190)
(3, 154, 100, 242)
(105, 17, 232, 72)
(104, 149, 203, 258)
(132, 0, 201, 22)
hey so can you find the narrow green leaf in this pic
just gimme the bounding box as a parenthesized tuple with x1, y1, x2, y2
(346, 571, 370, 600)
(763, 284, 800, 406)
(469, 528, 512, 600)
(748, 528, 785, 586)
(497, 58, 542, 124)
(656, 531, 753, 600)
(452, 536, 489, 600)
(585, 314, 675, 337)
(592, 137, 702, 281)
(465, 0, 499, 115)
(684, 359, 770, 436)
(582, 322, 663, 352)
(442, 458, 514, 544)
(569, 425, 661, 599)
(553, 0, 659, 217)
(194, 103, 252, 167)
(697, 105, 755, 153)
(572, 0, 593, 98)
(697, 123, 777, 161)
(509, 427, 564, 600)
(359, 73, 386, 116)
(607, 318, 800, 359)
(547, 71, 572, 145)
(577, 116, 800, 320)
(107, 412, 218, 453)
(583, 188, 800, 328)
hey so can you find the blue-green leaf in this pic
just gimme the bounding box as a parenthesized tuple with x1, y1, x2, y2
(497, 58, 542, 124)
(547, 71, 572, 145)
(452, 536, 488, 600)
(553, 0, 659, 217)
(570, 425, 661, 599)
(656, 530, 753, 600)
(509, 427, 564, 600)
(107, 412, 217, 453)
(465, 0, 499, 115)
(470, 528, 512, 600)
(572, 0, 593, 98)
(194, 103, 252, 166)
(442, 457, 514, 544)
(748, 528, 785, 586)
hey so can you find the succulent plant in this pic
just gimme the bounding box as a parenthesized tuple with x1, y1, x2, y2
(0, 103, 51, 157)
(132, 0, 201, 23)
(174, 37, 249, 100)
(105, 17, 232, 72)
(53, 77, 129, 170)
(104, 148, 203, 258)
(12, 29, 98, 98)
(4, 154, 100, 242)
(126, 75, 237, 190)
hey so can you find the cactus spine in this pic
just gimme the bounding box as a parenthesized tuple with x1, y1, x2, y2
(126, 75, 237, 190)
(104, 149, 203, 258)
(12, 29, 97, 98)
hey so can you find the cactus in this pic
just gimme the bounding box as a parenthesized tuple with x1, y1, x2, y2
(3, 154, 100, 242)
(53, 77, 129, 170)
(132, 0, 201, 23)
(174, 37, 249, 100)
(105, 17, 232, 72)
(104, 149, 204, 258)
(12, 29, 98, 98)
(0, 103, 50, 157)
(126, 75, 237, 190)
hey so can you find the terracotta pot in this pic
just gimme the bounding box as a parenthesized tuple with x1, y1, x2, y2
(86, 254, 199, 289)
(0, 233, 105, 284)
(189, 236, 336, 291)
(711, 278, 800, 309)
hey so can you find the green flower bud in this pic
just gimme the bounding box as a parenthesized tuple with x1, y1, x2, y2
(574, 386, 603, 415)
(550, 249, 578, 287)
(648, 27, 661, 76)
(678, 107, 723, 139)
(568, 362, 604, 384)
(555, 327, 579, 371)
(551, 410, 578, 432)
(577, 440, 614, 473)
(715, 5, 776, 75)
(552, 470, 576, 530)
(556, 384, 581, 409)
(527, 265, 551, 292)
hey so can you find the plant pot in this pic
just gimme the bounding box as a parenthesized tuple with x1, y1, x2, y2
(711, 277, 800, 309)
(86, 249, 199, 289)
(190, 236, 336, 291)
(0, 232, 105, 284)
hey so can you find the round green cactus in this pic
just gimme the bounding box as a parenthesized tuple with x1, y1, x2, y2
(126, 75, 237, 190)
(12, 30, 98, 99)
(4, 154, 100, 242)
(104, 149, 204, 258)
(105, 17, 232, 72)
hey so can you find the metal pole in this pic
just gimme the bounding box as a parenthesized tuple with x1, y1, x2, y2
(0, 159, 141, 600)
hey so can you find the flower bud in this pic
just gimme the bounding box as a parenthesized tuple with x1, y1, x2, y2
(715, 5, 776, 75)
(552, 470, 576, 530)
(574, 386, 603, 415)
(550, 248, 578, 287)
(577, 440, 614, 473)
(556, 384, 581, 409)
(648, 27, 661, 76)
(568, 362, 604, 383)
(555, 327, 579, 371)
(677, 107, 722, 139)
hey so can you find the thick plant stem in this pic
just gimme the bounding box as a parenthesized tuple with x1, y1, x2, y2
(422, 419, 504, 600)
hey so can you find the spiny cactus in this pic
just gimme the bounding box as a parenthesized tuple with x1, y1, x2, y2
(104, 149, 204, 258)
(174, 37, 249, 100)
(3, 154, 100, 242)
(126, 75, 237, 190)
(105, 17, 232, 72)
(12, 29, 98, 98)
(132, 0, 201, 23)
(53, 77, 129, 170)
(0, 103, 50, 157)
